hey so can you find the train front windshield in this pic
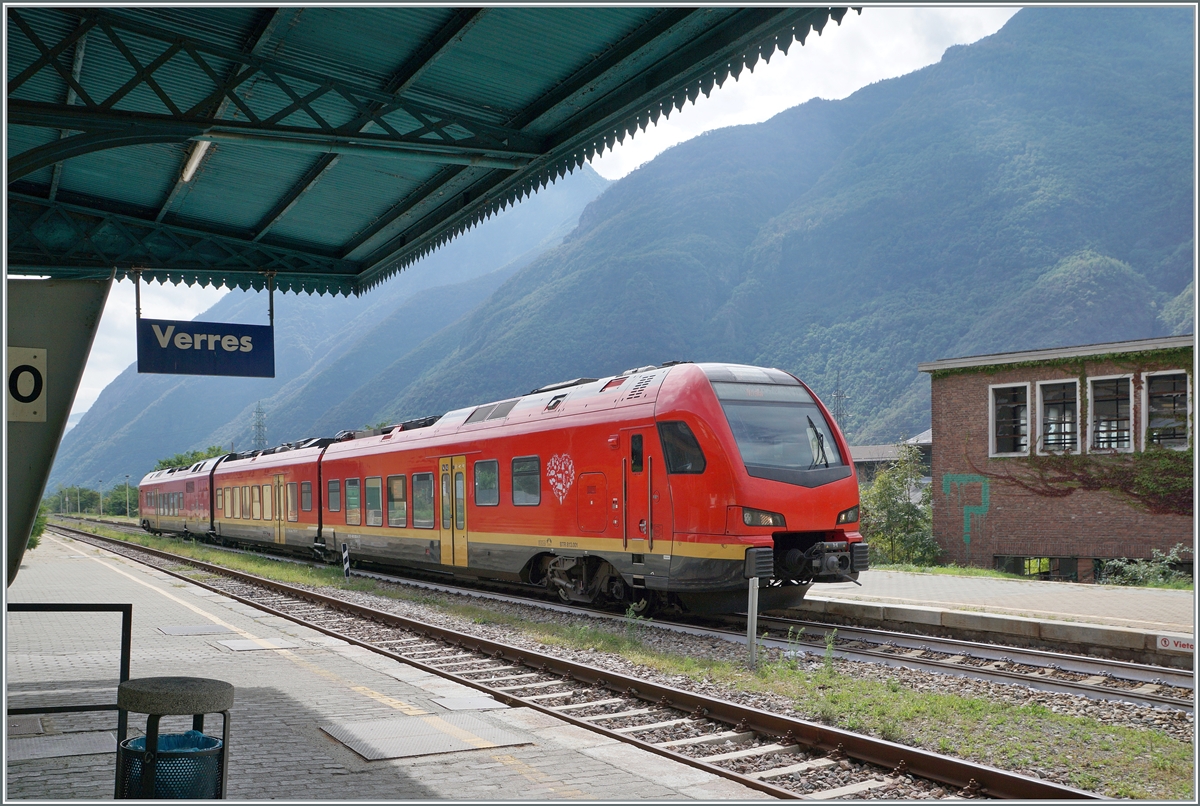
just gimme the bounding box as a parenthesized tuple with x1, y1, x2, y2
(713, 382, 844, 471)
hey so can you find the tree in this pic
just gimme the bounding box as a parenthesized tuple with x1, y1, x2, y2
(28, 500, 50, 550)
(859, 444, 940, 565)
(154, 445, 228, 471)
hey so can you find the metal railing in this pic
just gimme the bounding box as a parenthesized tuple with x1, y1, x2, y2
(6, 602, 132, 742)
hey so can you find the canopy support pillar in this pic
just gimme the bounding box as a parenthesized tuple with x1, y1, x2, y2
(6, 276, 112, 585)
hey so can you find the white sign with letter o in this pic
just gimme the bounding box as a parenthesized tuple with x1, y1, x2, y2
(7, 347, 47, 422)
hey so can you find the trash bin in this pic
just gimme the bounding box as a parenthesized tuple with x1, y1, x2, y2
(114, 677, 234, 799)
(117, 730, 223, 799)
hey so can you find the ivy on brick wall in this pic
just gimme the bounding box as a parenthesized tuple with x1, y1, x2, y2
(975, 447, 1193, 516)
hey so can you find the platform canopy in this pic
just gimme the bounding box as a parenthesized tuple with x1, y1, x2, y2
(8, 5, 852, 296)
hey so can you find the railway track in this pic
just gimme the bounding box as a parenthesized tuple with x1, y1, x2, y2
(51, 523, 1098, 800)
(61, 517, 1194, 715)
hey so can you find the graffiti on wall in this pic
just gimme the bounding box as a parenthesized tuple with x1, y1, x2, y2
(942, 474, 990, 550)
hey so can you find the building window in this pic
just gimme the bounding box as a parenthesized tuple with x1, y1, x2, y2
(365, 477, 383, 527)
(387, 475, 407, 527)
(512, 457, 540, 506)
(1090, 377, 1132, 450)
(1038, 381, 1078, 454)
(1146, 372, 1189, 449)
(345, 478, 361, 526)
(474, 460, 499, 506)
(990, 384, 1029, 455)
(412, 473, 434, 528)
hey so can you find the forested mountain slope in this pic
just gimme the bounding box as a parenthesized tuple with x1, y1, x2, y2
(375, 6, 1194, 440)
(52, 7, 1193, 489)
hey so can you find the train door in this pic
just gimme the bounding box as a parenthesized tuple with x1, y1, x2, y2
(620, 427, 672, 560)
(272, 474, 286, 544)
(438, 456, 469, 567)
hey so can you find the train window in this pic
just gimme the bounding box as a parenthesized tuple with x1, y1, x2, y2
(365, 477, 383, 526)
(301, 481, 312, 512)
(252, 485, 261, 519)
(387, 476, 407, 527)
(512, 457, 540, 505)
(287, 482, 299, 522)
(224, 487, 232, 518)
(233, 487, 241, 519)
(412, 473, 434, 528)
(186, 481, 195, 493)
(345, 479, 361, 526)
(631, 434, 644, 472)
(474, 460, 499, 506)
(243, 486, 251, 519)
(327, 479, 341, 512)
(454, 472, 466, 530)
(441, 473, 452, 529)
(216, 488, 223, 512)
(658, 421, 707, 474)
(262, 485, 273, 521)
(714, 382, 846, 471)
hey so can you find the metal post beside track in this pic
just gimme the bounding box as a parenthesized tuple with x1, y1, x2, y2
(747, 579, 760, 670)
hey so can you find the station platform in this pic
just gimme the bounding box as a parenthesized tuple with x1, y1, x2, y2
(5, 533, 767, 801)
(798, 570, 1194, 668)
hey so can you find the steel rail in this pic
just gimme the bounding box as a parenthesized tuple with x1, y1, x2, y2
(52, 524, 1098, 800)
(59, 517, 1193, 712)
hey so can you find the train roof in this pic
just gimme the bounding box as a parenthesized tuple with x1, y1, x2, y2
(141, 362, 805, 477)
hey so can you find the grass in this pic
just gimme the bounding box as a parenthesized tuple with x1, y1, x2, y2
(57, 518, 1193, 799)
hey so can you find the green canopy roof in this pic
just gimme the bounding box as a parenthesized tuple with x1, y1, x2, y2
(8, 5, 852, 295)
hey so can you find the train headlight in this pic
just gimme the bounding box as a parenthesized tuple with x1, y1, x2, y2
(742, 508, 786, 527)
(836, 505, 860, 525)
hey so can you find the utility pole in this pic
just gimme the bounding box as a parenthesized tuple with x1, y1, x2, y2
(831, 370, 849, 425)
(253, 401, 268, 450)
(125, 475, 131, 518)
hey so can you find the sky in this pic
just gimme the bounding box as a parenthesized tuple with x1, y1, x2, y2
(62, 6, 1021, 429)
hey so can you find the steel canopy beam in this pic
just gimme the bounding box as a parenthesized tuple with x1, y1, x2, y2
(352, 7, 845, 285)
(7, 193, 357, 294)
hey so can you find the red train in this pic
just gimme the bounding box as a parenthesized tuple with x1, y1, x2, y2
(139, 363, 867, 613)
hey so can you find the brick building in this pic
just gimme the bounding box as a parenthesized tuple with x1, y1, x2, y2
(918, 336, 1192, 582)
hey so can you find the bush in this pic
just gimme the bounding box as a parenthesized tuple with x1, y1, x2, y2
(1098, 543, 1192, 587)
(28, 500, 50, 551)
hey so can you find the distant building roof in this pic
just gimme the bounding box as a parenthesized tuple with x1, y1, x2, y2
(849, 430, 931, 464)
(917, 335, 1193, 374)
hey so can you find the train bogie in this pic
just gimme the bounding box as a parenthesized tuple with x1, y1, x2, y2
(139, 363, 867, 613)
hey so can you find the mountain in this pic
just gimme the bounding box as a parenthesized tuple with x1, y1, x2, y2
(369, 7, 1194, 439)
(50, 6, 1194, 490)
(48, 166, 609, 489)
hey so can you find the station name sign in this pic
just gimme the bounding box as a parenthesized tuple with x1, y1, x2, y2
(137, 318, 275, 378)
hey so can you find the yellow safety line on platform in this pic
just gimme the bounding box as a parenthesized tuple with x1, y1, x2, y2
(45, 535, 555, 752)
